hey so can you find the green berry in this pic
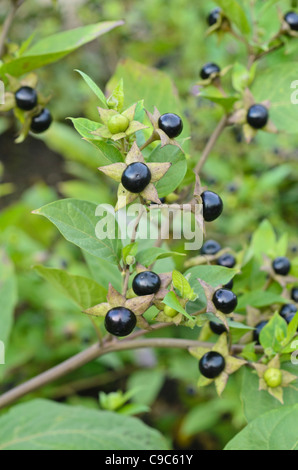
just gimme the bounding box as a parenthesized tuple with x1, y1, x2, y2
(164, 305, 177, 318)
(264, 368, 282, 388)
(108, 114, 129, 134)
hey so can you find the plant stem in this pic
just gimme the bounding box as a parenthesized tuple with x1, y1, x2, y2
(195, 115, 228, 175)
(0, 329, 263, 410)
(0, 0, 25, 58)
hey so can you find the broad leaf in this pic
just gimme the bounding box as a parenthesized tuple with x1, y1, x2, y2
(225, 404, 298, 450)
(0, 21, 124, 77)
(147, 144, 187, 197)
(0, 399, 168, 450)
(33, 199, 121, 264)
(34, 266, 107, 309)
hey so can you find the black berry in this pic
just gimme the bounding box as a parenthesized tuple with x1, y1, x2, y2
(279, 303, 297, 320)
(284, 312, 298, 327)
(217, 253, 236, 268)
(201, 190, 223, 222)
(199, 351, 226, 379)
(207, 8, 221, 27)
(200, 63, 221, 80)
(209, 321, 227, 335)
(253, 321, 268, 345)
(247, 104, 269, 129)
(30, 108, 52, 133)
(105, 307, 136, 337)
(284, 11, 298, 31)
(272, 257, 291, 276)
(213, 288, 238, 314)
(15, 86, 38, 111)
(223, 279, 234, 290)
(158, 113, 183, 139)
(291, 287, 298, 303)
(132, 271, 161, 296)
(121, 162, 151, 193)
(201, 239, 221, 256)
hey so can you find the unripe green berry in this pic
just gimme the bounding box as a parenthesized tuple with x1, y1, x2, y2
(125, 255, 135, 265)
(108, 114, 129, 134)
(164, 305, 177, 318)
(264, 368, 282, 388)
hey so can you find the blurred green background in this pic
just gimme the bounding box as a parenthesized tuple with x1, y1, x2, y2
(0, 0, 297, 450)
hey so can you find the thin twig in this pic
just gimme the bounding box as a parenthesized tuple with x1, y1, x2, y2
(0, 328, 263, 410)
(0, 0, 25, 58)
(195, 115, 228, 175)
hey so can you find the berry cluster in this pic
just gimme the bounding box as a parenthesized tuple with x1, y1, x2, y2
(15, 86, 52, 134)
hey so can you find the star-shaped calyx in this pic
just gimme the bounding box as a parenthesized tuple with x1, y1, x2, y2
(189, 333, 246, 395)
(84, 283, 154, 331)
(252, 355, 297, 403)
(144, 107, 184, 151)
(98, 142, 171, 210)
(92, 103, 148, 142)
(228, 88, 278, 143)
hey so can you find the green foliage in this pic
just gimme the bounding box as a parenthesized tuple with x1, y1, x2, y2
(0, 399, 168, 450)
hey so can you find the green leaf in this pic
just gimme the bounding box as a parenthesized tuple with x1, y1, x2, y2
(200, 87, 238, 112)
(181, 399, 235, 437)
(136, 247, 185, 267)
(127, 369, 164, 407)
(147, 145, 187, 197)
(0, 399, 168, 450)
(245, 219, 276, 261)
(163, 292, 193, 321)
(259, 312, 288, 352)
(0, 21, 124, 77)
(237, 291, 287, 311)
(225, 404, 298, 450)
(232, 63, 251, 92)
(83, 252, 122, 291)
(86, 140, 124, 164)
(214, 0, 251, 34)
(252, 63, 298, 134)
(34, 266, 107, 310)
(68, 117, 101, 140)
(184, 265, 238, 288)
(172, 270, 195, 300)
(241, 367, 298, 423)
(75, 70, 107, 107)
(0, 249, 17, 351)
(33, 199, 121, 264)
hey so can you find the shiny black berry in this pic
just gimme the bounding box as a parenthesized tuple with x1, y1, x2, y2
(200, 63, 221, 80)
(213, 288, 238, 314)
(284, 11, 298, 31)
(15, 86, 38, 111)
(199, 351, 225, 379)
(132, 271, 161, 296)
(253, 321, 268, 345)
(223, 279, 234, 290)
(291, 287, 298, 303)
(217, 253, 236, 269)
(279, 303, 297, 320)
(201, 240, 221, 256)
(158, 113, 183, 139)
(272, 257, 291, 276)
(207, 7, 221, 26)
(105, 307, 136, 337)
(209, 321, 227, 336)
(201, 191, 223, 222)
(30, 109, 52, 133)
(121, 162, 151, 193)
(247, 104, 269, 129)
